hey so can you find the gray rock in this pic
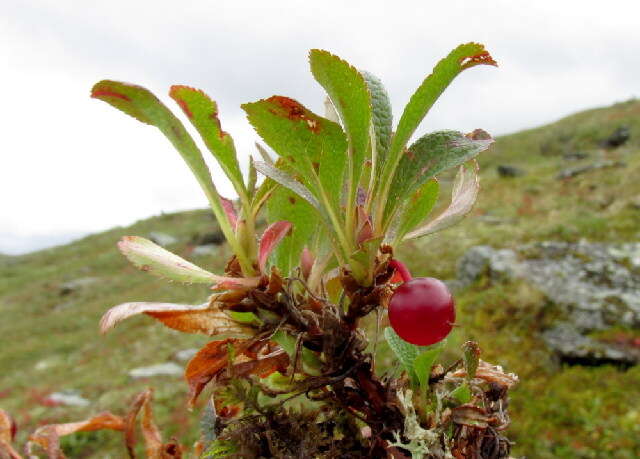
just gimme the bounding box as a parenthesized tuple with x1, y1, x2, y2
(47, 390, 90, 407)
(563, 152, 590, 161)
(456, 246, 520, 289)
(192, 231, 225, 246)
(497, 165, 525, 178)
(192, 244, 217, 257)
(457, 242, 640, 365)
(148, 231, 178, 247)
(129, 362, 183, 379)
(601, 126, 630, 149)
(556, 160, 626, 180)
(542, 323, 638, 366)
(174, 348, 199, 362)
(59, 277, 100, 295)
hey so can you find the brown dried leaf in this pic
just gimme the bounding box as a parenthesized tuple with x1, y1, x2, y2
(124, 389, 182, 459)
(100, 302, 255, 337)
(452, 405, 494, 429)
(27, 412, 124, 458)
(449, 360, 518, 389)
(0, 409, 21, 459)
(185, 339, 253, 407)
(230, 349, 290, 379)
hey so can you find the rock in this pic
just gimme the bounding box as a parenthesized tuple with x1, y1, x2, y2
(174, 348, 199, 362)
(601, 126, 630, 149)
(128, 362, 183, 379)
(563, 152, 590, 161)
(148, 232, 178, 247)
(191, 231, 225, 246)
(542, 323, 639, 367)
(59, 277, 100, 296)
(556, 160, 626, 179)
(456, 246, 520, 289)
(46, 390, 90, 407)
(457, 241, 640, 365)
(496, 165, 525, 178)
(192, 244, 217, 257)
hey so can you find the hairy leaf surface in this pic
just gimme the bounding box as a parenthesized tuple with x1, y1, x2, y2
(386, 130, 491, 220)
(362, 71, 392, 170)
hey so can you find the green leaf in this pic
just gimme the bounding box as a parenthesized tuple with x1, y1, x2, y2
(362, 71, 392, 171)
(394, 179, 439, 244)
(267, 185, 318, 275)
(229, 311, 261, 324)
(405, 161, 479, 240)
(242, 96, 347, 211)
(309, 50, 371, 223)
(384, 327, 420, 384)
(413, 344, 443, 391)
(463, 341, 481, 381)
(91, 80, 252, 275)
(385, 43, 496, 175)
(385, 130, 491, 221)
(169, 85, 246, 200)
(272, 330, 322, 376)
(449, 383, 472, 404)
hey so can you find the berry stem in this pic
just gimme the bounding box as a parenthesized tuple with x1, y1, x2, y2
(389, 259, 413, 283)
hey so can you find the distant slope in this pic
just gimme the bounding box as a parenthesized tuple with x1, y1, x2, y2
(1, 99, 639, 456)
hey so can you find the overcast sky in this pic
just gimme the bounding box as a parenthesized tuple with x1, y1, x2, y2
(1, 0, 638, 254)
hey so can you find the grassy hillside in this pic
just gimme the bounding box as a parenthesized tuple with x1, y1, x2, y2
(2, 99, 639, 457)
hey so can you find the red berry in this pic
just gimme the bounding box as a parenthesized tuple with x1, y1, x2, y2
(388, 277, 455, 346)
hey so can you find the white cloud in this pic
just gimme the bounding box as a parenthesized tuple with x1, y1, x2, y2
(1, 0, 639, 254)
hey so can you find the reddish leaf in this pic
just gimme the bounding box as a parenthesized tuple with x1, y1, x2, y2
(124, 389, 183, 459)
(230, 349, 289, 379)
(300, 247, 314, 280)
(220, 197, 238, 229)
(185, 339, 253, 407)
(258, 221, 292, 272)
(100, 302, 255, 337)
(27, 412, 125, 458)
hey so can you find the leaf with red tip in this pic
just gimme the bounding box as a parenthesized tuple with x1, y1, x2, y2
(242, 96, 347, 211)
(118, 236, 258, 287)
(99, 302, 255, 336)
(404, 162, 479, 239)
(384, 43, 496, 177)
(27, 412, 125, 457)
(185, 339, 253, 407)
(169, 85, 246, 199)
(91, 80, 243, 271)
(309, 49, 371, 206)
(258, 221, 292, 271)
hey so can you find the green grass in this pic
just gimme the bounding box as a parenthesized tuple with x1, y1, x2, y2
(1, 99, 639, 457)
